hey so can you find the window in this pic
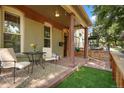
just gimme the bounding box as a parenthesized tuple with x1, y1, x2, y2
(44, 26, 51, 47)
(4, 12, 20, 53)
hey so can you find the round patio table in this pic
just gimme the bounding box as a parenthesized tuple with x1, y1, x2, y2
(23, 51, 46, 73)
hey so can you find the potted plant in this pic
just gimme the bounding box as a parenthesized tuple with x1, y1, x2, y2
(30, 43, 37, 52)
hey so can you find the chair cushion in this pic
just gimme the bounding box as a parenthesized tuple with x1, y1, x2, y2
(44, 57, 57, 61)
(0, 58, 30, 69)
(0, 59, 14, 68)
(0, 48, 17, 68)
(0, 48, 17, 61)
(0, 48, 30, 69)
(15, 62, 30, 69)
(42, 48, 52, 58)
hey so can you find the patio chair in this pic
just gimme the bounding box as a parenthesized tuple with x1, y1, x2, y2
(0, 48, 30, 83)
(42, 47, 60, 62)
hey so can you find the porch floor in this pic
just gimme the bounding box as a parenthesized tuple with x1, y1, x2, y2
(54, 57, 111, 71)
(0, 62, 71, 88)
(0, 57, 111, 88)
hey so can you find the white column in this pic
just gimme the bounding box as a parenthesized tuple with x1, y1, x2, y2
(84, 28, 88, 58)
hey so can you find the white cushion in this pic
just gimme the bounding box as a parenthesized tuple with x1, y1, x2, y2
(0, 48, 17, 61)
(44, 57, 57, 61)
(42, 48, 60, 61)
(0, 48, 30, 69)
(15, 62, 30, 69)
(0, 57, 30, 69)
(42, 47, 52, 58)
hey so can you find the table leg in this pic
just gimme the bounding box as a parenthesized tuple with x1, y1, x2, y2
(31, 55, 35, 73)
(39, 60, 45, 69)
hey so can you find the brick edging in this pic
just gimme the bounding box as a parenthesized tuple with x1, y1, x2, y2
(40, 66, 79, 88)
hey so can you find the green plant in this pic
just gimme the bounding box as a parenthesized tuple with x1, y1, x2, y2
(30, 43, 37, 51)
(75, 47, 80, 52)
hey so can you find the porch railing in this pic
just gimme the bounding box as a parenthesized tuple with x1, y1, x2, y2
(109, 51, 124, 88)
(88, 49, 109, 61)
(74, 48, 109, 61)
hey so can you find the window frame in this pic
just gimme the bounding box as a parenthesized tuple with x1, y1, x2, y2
(44, 22, 52, 48)
(2, 6, 24, 53)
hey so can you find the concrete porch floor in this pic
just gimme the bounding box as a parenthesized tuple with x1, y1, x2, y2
(0, 62, 72, 88)
(0, 57, 111, 88)
(54, 57, 111, 71)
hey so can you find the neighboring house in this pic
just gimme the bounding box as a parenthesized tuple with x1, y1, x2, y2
(0, 5, 91, 59)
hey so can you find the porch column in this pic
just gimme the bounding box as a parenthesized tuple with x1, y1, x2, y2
(84, 28, 88, 58)
(68, 14, 75, 66)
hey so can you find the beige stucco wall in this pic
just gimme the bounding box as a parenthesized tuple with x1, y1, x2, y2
(52, 27, 64, 57)
(23, 18, 44, 51)
(24, 17, 64, 57)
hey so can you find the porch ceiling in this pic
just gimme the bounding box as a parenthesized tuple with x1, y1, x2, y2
(26, 5, 70, 28)
(13, 5, 90, 30)
(62, 5, 92, 28)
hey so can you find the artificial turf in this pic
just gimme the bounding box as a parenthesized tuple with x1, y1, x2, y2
(57, 67, 116, 88)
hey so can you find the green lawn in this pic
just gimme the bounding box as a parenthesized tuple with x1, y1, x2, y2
(57, 67, 116, 88)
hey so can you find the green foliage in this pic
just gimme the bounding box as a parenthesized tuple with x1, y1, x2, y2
(93, 5, 124, 48)
(57, 67, 116, 88)
(75, 47, 80, 52)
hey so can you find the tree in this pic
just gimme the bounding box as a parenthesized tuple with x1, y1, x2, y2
(93, 5, 124, 49)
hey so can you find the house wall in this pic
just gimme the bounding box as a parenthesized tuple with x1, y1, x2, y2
(24, 18, 44, 51)
(52, 27, 64, 57)
(0, 6, 64, 57)
(24, 17, 64, 57)
(0, 7, 2, 47)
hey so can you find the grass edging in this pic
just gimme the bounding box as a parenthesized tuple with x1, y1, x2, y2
(57, 66, 116, 88)
(52, 65, 83, 88)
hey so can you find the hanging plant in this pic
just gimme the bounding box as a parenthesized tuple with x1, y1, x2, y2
(75, 47, 80, 52)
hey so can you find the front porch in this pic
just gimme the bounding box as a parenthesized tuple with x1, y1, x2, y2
(0, 56, 111, 88)
(0, 5, 117, 88)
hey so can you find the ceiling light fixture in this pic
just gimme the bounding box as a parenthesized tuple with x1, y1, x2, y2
(55, 10, 60, 17)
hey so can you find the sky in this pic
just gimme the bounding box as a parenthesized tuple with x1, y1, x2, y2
(83, 5, 96, 33)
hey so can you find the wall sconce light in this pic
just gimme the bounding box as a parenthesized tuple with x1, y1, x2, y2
(55, 10, 60, 17)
